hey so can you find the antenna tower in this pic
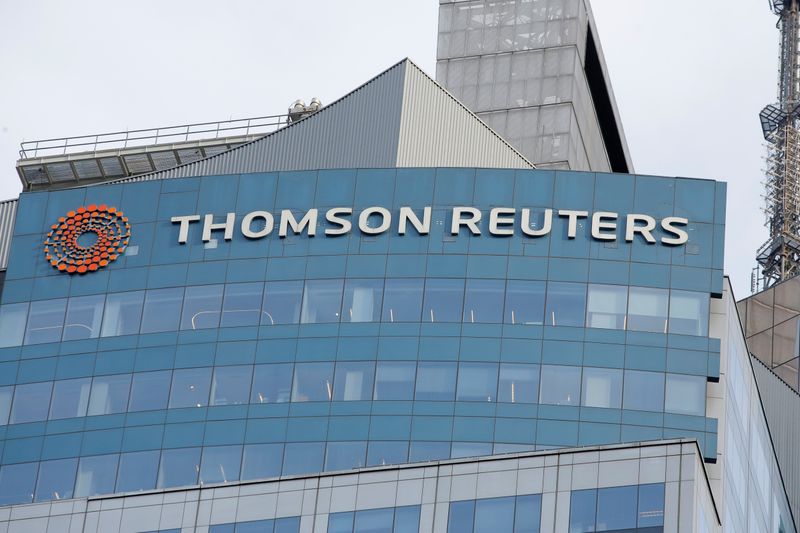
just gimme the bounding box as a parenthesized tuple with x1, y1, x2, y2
(757, 0, 800, 287)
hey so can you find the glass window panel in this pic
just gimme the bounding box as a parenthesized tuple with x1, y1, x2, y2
(539, 365, 580, 406)
(157, 447, 200, 489)
(544, 282, 586, 327)
(475, 496, 515, 533)
(394, 506, 421, 533)
(34, 458, 76, 502)
(11, 381, 53, 423)
(24, 298, 67, 345)
(382, 279, 424, 323)
(498, 363, 539, 403)
(291, 362, 333, 402)
(0, 303, 28, 347)
(301, 279, 344, 324)
(366, 441, 408, 467)
(596, 485, 637, 531)
(282, 442, 324, 476)
(101, 291, 144, 337)
(451, 441, 493, 459)
(210, 365, 252, 406)
(241, 443, 283, 481)
(586, 284, 627, 330)
(0, 386, 11, 425)
(140, 287, 184, 334)
(374, 362, 416, 401)
(669, 290, 710, 336)
(457, 362, 499, 402)
(627, 287, 668, 333)
(0, 462, 37, 505)
(328, 512, 354, 533)
(128, 370, 172, 412)
(665, 374, 706, 416)
(62, 294, 104, 341)
(169, 367, 212, 408)
(200, 445, 242, 484)
(333, 361, 375, 402)
(569, 489, 596, 533)
(262, 280, 303, 325)
(251, 363, 293, 404)
(463, 279, 505, 323)
(324, 441, 366, 471)
(623, 370, 665, 412)
(237, 520, 274, 533)
(342, 279, 383, 323)
(116, 450, 160, 493)
(354, 508, 394, 533)
(220, 282, 264, 328)
(416, 362, 457, 401)
(505, 280, 545, 325)
(423, 278, 464, 323)
(275, 517, 301, 533)
(515, 494, 542, 533)
(448, 500, 475, 533)
(87, 374, 131, 416)
(581, 368, 622, 409)
(180, 284, 223, 330)
(74, 454, 118, 497)
(49, 377, 91, 420)
(409, 441, 450, 462)
(638, 483, 665, 527)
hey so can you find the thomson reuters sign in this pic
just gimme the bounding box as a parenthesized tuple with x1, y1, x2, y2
(44, 205, 131, 274)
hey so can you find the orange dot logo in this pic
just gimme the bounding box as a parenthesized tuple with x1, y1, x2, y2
(43, 204, 131, 275)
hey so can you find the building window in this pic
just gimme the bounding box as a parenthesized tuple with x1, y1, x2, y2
(382, 278, 424, 322)
(241, 443, 283, 481)
(282, 442, 324, 476)
(200, 445, 242, 485)
(128, 370, 172, 412)
(423, 278, 465, 323)
(665, 374, 706, 416)
(324, 441, 367, 471)
(333, 361, 376, 402)
(116, 450, 159, 493)
(101, 291, 144, 337)
(569, 484, 664, 532)
(0, 386, 11, 425)
(291, 362, 334, 402)
(0, 462, 38, 505)
(181, 284, 223, 330)
(366, 441, 409, 467)
(169, 367, 212, 408)
(74, 454, 118, 498)
(34, 458, 77, 502)
(668, 290, 709, 337)
(581, 367, 622, 409)
(342, 279, 384, 323)
(301, 279, 344, 324)
(416, 361, 457, 401)
(498, 363, 539, 403)
(622, 370, 665, 412)
(328, 505, 421, 533)
(251, 363, 293, 404)
(505, 280, 545, 325)
(210, 365, 252, 406)
(157, 447, 200, 489)
(627, 287, 668, 333)
(10, 381, 52, 424)
(374, 362, 416, 401)
(539, 365, 581, 406)
(586, 284, 627, 330)
(220, 282, 263, 328)
(24, 298, 67, 345)
(457, 362, 499, 402)
(0, 303, 28, 347)
(49, 377, 91, 420)
(262, 280, 303, 325)
(544, 282, 586, 327)
(87, 374, 131, 416)
(447, 495, 542, 533)
(62, 294, 105, 341)
(140, 287, 184, 334)
(463, 279, 505, 323)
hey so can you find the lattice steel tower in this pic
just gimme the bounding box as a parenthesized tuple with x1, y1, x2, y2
(758, 0, 800, 286)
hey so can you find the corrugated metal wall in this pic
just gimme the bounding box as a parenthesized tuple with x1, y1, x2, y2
(752, 354, 800, 522)
(0, 200, 17, 269)
(396, 63, 532, 169)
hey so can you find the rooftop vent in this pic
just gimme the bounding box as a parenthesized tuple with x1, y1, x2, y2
(288, 98, 323, 124)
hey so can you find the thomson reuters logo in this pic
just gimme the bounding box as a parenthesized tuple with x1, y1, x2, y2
(44, 205, 131, 274)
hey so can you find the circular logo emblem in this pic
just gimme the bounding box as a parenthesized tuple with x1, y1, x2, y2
(44, 204, 131, 274)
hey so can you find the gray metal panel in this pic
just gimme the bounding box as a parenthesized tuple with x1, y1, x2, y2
(0, 199, 17, 270)
(752, 354, 800, 523)
(396, 62, 532, 169)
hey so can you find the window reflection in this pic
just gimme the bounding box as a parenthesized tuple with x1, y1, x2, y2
(0, 386, 11, 425)
(87, 374, 131, 416)
(24, 298, 67, 345)
(11, 381, 52, 424)
(62, 294, 104, 341)
(382, 279, 424, 322)
(586, 284, 627, 330)
(220, 282, 263, 328)
(665, 374, 706, 416)
(669, 290, 709, 337)
(301, 280, 343, 324)
(0, 303, 28, 347)
(49, 378, 91, 420)
(262, 281, 303, 325)
(333, 361, 375, 402)
(342, 279, 383, 323)
(627, 287, 668, 333)
(140, 287, 184, 334)
(181, 284, 223, 330)
(101, 291, 144, 337)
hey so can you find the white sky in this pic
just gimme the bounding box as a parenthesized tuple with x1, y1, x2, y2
(0, 0, 778, 298)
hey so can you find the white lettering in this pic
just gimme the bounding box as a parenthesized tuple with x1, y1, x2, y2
(398, 207, 431, 235)
(591, 212, 618, 241)
(489, 208, 516, 236)
(325, 208, 353, 236)
(359, 207, 392, 235)
(521, 209, 552, 237)
(661, 216, 689, 245)
(625, 214, 657, 243)
(171, 215, 200, 244)
(558, 210, 589, 238)
(241, 211, 274, 239)
(279, 209, 318, 238)
(202, 213, 235, 242)
(451, 207, 482, 235)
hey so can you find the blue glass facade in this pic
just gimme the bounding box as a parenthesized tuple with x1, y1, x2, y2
(0, 168, 725, 506)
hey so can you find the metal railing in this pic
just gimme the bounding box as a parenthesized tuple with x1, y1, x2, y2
(19, 114, 291, 160)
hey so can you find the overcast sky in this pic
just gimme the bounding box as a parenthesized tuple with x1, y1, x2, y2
(0, 0, 778, 298)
